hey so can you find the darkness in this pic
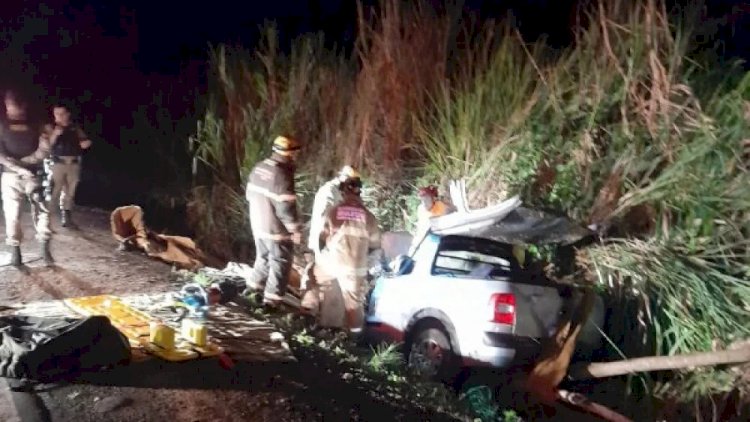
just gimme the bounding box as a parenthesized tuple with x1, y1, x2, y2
(0, 0, 748, 213)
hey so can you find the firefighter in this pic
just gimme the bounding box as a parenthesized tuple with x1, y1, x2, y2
(245, 135, 303, 309)
(410, 185, 454, 252)
(0, 90, 53, 266)
(307, 165, 361, 258)
(47, 102, 92, 228)
(317, 177, 381, 336)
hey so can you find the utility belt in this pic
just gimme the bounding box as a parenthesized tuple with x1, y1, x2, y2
(51, 155, 81, 164)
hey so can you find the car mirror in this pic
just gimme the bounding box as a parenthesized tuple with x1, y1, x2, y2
(389, 254, 415, 275)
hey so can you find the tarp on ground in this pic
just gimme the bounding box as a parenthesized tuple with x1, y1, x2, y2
(111, 205, 206, 270)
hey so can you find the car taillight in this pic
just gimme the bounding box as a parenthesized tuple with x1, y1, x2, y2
(489, 293, 516, 325)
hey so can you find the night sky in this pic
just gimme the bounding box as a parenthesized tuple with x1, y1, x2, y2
(1, 0, 748, 210)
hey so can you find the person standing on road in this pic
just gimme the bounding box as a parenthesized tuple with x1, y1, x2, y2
(47, 102, 92, 228)
(0, 89, 54, 267)
(317, 177, 381, 337)
(245, 135, 303, 310)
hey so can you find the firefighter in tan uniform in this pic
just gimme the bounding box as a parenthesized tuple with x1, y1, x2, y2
(245, 135, 303, 309)
(317, 177, 381, 335)
(47, 102, 91, 228)
(0, 90, 53, 267)
(307, 165, 360, 259)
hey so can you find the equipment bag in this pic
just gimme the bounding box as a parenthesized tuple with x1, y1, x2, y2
(0, 315, 131, 382)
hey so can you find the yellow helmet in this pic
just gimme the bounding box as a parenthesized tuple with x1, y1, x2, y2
(337, 165, 361, 182)
(272, 135, 301, 156)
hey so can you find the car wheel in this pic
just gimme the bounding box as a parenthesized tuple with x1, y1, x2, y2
(406, 323, 457, 381)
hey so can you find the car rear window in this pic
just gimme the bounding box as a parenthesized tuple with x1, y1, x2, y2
(432, 236, 517, 279)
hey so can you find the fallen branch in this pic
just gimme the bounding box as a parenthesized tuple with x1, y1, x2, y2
(570, 345, 750, 379)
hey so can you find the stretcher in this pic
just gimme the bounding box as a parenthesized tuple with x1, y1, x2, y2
(64, 295, 223, 362)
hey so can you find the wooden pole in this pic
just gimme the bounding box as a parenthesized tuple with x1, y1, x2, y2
(570, 345, 750, 379)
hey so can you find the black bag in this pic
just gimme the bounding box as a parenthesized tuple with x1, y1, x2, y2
(0, 315, 131, 382)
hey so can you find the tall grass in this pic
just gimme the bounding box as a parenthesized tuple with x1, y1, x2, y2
(347, 0, 450, 175)
(189, 1, 451, 254)
(417, 0, 750, 404)
(189, 0, 749, 408)
(420, 23, 545, 207)
(188, 26, 353, 260)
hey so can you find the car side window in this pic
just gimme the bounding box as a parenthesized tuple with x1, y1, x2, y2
(431, 236, 517, 279)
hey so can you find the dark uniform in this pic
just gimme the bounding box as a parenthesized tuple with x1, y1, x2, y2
(0, 116, 53, 264)
(49, 123, 88, 217)
(245, 147, 302, 305)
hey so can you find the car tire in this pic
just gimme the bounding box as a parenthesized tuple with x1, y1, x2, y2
(406, 322, 458, 382)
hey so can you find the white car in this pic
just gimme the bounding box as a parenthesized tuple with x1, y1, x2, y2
(365, 209, 604, 380)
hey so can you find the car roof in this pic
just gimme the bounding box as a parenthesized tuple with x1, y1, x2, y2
(431, 207, 593, 246)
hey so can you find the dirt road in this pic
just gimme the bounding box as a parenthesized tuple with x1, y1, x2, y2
(0, 207, 461, 422)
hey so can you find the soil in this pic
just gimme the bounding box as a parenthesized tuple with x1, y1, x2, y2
(0, 207, 466, 422)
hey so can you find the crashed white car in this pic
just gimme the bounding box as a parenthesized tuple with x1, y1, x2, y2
(364, 201, 605, 380)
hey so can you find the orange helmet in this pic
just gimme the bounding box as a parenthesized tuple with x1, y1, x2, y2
(272, 135, 302, 156)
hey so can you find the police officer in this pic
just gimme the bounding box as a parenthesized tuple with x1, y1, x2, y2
(0, 90, 53, 267)
(245, 135, 303, 309)
(48, 102, 91, 227)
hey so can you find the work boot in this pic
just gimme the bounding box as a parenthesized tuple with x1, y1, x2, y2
(41, 241, 54, 266)
(10, 246, 22, 267)
(61, 209, 71, 228)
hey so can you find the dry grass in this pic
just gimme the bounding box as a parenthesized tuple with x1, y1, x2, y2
(346, 0, 450, 180)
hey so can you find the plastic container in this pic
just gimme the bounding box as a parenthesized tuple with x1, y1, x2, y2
(180, 284, 210, 318)
(149, 321, 175, 350)
(181, 319, 208, 347)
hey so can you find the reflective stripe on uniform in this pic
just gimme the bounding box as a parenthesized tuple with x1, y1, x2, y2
(246, 183, 297, 203)
(254, 231, 293, 241)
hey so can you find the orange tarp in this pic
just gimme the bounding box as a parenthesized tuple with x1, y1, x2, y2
(110, 205, 205, 270)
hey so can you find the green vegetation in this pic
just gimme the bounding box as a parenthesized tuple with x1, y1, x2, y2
(367, 342, 403, 373)
(186, 0, 750, 417)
